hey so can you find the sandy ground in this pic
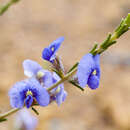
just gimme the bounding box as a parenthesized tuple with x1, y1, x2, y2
(0, 0, 130, 130)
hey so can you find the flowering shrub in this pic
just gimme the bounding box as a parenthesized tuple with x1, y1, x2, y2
(0, 1, 130, 129)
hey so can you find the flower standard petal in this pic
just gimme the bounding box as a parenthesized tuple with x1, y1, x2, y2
(23, 60, 54, 89)
(42, 37, 64, 62)
(23, 60, 42, 77)
(77, 53, 95, 88)
(49, 37, 64, 61)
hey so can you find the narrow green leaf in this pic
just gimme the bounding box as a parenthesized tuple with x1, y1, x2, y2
(100, 33, 111, 49)
(52, 68, 63, 78)
(12, 0, 20, 3)
(69, 80, 84, 91)
(32, 107, 39, 115)
(90, 43, 98, 54)
(0, 4, 10, 15)
(116, 24, 129, 38)
(107, 40, 117, 47)
(0, 118, 7, 122)
(33, 103, 39, 106)
(124, 13, 130, 27)
(115, 18, 124, 32)
(68, 62, 79, 73)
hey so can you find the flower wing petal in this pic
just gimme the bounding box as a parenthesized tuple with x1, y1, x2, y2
(26, 78, 50, 107)
(56, 86, 67, 106)
(35, 87, 50, 106)
(9, 81, 26, 108)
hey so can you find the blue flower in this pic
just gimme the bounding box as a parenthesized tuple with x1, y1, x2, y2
(9, 78, 50, 108)
(42, 37, 64, 62)
(50, 72, 67, 106)
(23, 59, 53, 88)
(15, 108, 38, 130)
(77, 53, 100, 89)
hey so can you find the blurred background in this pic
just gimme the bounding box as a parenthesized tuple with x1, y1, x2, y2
(0, 0, 130, 130)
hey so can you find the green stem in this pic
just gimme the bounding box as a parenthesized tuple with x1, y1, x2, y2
(94, 32, 118, 55)
(47, 67, 77, 91)
(0, 0, 20, 15)
(110, 32, 118, 41)
(0, 108, 19, 119)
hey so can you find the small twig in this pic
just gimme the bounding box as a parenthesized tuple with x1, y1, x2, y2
(0, 0, 20, 16)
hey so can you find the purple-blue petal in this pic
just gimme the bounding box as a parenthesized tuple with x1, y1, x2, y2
(53, 72, 61, 82)
(16, 108, 38, 130)
(49, 37, 64, 61)
(87, 54, 100, 89)
(41, 70, 54, 88)
(87, 75, 100, 89)
(50, 72, 62, 94)
(9, 81, 27, 108)
(42, 37, 64, 62)
(23, 60, 42, 77)
(56, 86, 67, 106)
(93, 54, 100, 78)
(45, 72, 67, 105)
(52, 72, 67, 105)
(77, 53, 95, 88)
(9, 77, 50, 108)
(62, 91, 67, 102)
(42, 48, 52, 61)
(25, 95, 33, 109)
(35, 87, 50, 106)
(93, 54, 100, 67)
(26, 78, 50, 107)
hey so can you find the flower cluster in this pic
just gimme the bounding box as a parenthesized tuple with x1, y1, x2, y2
(9, 37, 100, 110)
(9, 37, 67, 109)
